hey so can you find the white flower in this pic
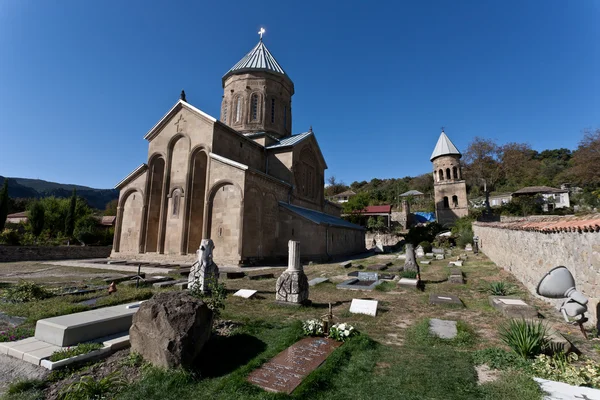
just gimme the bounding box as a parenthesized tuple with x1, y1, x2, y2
(339, 323, 346, 330)
(344, 329, 350, 336)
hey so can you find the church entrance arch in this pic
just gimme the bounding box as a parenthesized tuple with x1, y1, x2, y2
(145, 156, 165, 253)
(206, 181, 243, 263)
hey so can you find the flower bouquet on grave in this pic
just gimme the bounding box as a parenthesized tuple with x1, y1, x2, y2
(302, 319, 325, 337)
(328, 323, 359, 342)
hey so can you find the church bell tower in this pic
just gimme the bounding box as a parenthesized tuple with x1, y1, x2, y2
(220, 29, 294, 139)
(430, 130, 469, 226)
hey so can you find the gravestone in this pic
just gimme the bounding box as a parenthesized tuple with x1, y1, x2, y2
(429, 293, 464, 307)
(489, 296, 538, 319)
(448, 268, 464, 284)
(340, 261, 352, 268)
(275, 241, 309, 305)
(247, 337, 342, 394)
(429, 319, 457, 339)
(432, 248, 444, 255)
(404, 244, 420, 273)
(436, 254, 445, 260)
(349, 299, 378, 316)
(188, 239, 219, 294)
(233, 289, 257, 299)
(421, 260, 431, 265)
(374, 239, 384, 253)
(415, 246, 425, 258)
(398, 278, 419, 288)
(425, 252, 434, 258)
(308, 277, 329, 287)
(448, 260, 463, 267)
(465, 244, 473, 251)
(358, 271, 378, 281)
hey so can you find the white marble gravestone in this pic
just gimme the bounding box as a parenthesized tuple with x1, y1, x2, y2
(233, 289, 257, 299)
(349, 299, 378, 316)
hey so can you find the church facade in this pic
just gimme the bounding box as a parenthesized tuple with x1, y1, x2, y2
(111, 36, 365, 265)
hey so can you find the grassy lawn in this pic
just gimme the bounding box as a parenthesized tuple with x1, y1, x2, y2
(3, 251, 590, 399)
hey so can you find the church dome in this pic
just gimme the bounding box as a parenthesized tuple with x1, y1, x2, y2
(222, 39, 292, 87)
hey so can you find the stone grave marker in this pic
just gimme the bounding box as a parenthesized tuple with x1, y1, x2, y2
(448, 268, 464, 284)
(448, 260, 463, 267)
(247, 337, 342, 394)
(340, 261, 352, 268)
(429, 293, 464, 307)
(308, 277, 329, 287)
(436, 254, 445, 260)
(415, 246, 425, 258)
(275, 241, 309, 305)
(432, 248, 444, 255)
(379, 273, 396, 280)
(233, 289, 257, 299)
(374, 240, 384, 253)
(188, 239, 219, 294)
(429, 319, 457, 339)
(489, 296, 538, 319)
(349, 299, 378, 316)
(465, 244, 473, 251)
(398, 278, 419, 288)
(358, 271, 378, 281)
(425, 252, 434, 258)
(366, 264, 387, 271)
(421, 260, 431, 265)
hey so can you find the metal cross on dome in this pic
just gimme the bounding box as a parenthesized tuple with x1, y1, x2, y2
(258, 27, 265, 40)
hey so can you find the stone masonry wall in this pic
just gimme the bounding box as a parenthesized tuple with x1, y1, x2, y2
(0, 246, 112, 262)
(473, 223, 600, 326)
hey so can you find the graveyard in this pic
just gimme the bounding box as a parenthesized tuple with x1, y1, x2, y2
(1, 245, 598, 400)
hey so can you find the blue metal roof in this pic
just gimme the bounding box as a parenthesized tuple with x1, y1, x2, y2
(223, 40, 290, 82)
(279, 202, 365, 230)
(266, 132, 312, 150)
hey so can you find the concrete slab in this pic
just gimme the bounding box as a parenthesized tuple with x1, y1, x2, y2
(448, 269, 464, 284)
(340, 261, 352, 268)
(35, 302, 140, 347)
(435, 254, 445, 260)
(429, 293, 464, 307)
(152, 279, 187, 289)
(173, 281, 188, 290)
(308, 277, 329, 287)
(233, 289, 258, 299)
(429, 319, 457, 339)
(23, 344, 63, 365)
(101, 332, 130, 351)
(489, 296, 538, 319)
(7, 340, 55, 360)
(421, 260, 431, 265)
(398, 278, 419, 288)
(248, 272, 275, 280)
(534, 377, 600, 400)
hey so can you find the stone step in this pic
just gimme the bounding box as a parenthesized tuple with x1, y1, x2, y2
(35, 302, 141, 347)
(153, 279, 187, 289)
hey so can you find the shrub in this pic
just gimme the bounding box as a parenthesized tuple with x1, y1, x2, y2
(418, 241, 432, 253)
(472, 347, 531, 370)
(482, 281, 516, 296)
(329, 323, 358, 342)
(400, 270, 418, 279)
(49, 342, 103, 362)
(451, 216, 474, 248)
(0, 326, 35, 342)
(302, 319, 325, 337)
(531, 352, 600, 388)
(0, 228, 20, 245)
(58, 372, 124, 400)
(7, 379, 45, 395)
(2, 281, 52, 303)
(499, 319, 547, 359)
(189, 278, 227, 319)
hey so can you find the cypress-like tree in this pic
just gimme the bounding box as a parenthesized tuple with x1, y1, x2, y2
(29, 202, 45, 237)
(0, 180, 8, 231)
(65, 189, 77, 236)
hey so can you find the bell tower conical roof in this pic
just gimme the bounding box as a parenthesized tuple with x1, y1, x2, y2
(430, 131, 461, 161)
(222, 39, 292, 87)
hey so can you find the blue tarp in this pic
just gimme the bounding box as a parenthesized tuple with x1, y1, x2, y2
(413, 212, 436, 223)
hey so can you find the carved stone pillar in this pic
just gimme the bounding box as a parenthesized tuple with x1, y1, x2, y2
(188, 239, 219, 294)
(276, 240, 309, 304)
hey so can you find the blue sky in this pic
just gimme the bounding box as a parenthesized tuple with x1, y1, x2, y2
(0, 0, 598, 189)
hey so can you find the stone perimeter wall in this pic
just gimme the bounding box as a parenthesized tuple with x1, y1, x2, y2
(0, 245, 112, 263)
(472, 223, 600, 326)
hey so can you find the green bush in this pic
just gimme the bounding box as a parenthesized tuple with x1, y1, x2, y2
(49, 342, 103, 362)
(451, 216, 474, 248)
(472, 347, 531, 370)
(531, 352, 600, 388)
(0, 228, 20, 245)
(482, 281, 516, 296)
(189, 278, 227, 319)
(499, 319, 547, 359)
(2, 281, 52, 303)
(400, 270, 418, 279)
(418, 241, 432, 253)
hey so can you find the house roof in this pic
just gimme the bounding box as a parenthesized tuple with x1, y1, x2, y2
(430, 131, 461, 161)
(7, 211, 27, 218)
(400, 190, 424, 197)
(474, 214, 600, 234)
(363, 205, 392, 214)
(100, 216, 116, 226)
(332, 190, 356, 198)
(279, 202, 364, 230)
(222, 40, 292, 86)
(512, 186, 568, 195)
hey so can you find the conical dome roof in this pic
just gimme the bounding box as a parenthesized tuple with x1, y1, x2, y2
(222, 40, 291, 85)
(430, 131, 461, 161)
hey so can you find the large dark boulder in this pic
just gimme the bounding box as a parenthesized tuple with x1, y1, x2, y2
(129, 292, 213, 368)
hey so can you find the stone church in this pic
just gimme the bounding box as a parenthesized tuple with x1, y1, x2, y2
(430, 131, 469, 225)
(111, 35, 365, 265)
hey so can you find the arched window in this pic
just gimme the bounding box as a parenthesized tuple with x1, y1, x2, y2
(452, 195, 458, 207)
(270, 98, 275, 123)
(235, 97, 242, 123)
(438, 170, 444, 181)
(250, 94, 259, 121)
(222, 103, 227, 123)
(446, 168, 451, 180)
(453, 167, 458, 179)
(172, 188, 182, 218)
(443, 196, 449, 209)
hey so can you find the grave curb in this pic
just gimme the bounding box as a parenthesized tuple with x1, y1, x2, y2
(40, 346, 112, 370)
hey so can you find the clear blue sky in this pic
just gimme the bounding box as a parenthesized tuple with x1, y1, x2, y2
(1, 0, 599, 189)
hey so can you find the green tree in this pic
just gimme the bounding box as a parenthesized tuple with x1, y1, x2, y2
(65, 189, 77, 237)
(28, 201, 45, 236)
(463, 137, 503, 195)
(103, 199, 118, 216)
(367, 216, 387, 232)
(74, 215, 100, 245)
(342, 192, 369, 224)
(570, 128, 600, 187)
(0, 180, 8, 231)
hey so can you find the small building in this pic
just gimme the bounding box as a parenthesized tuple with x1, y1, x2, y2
(399, 190, 424, 199)
(329, 190, 356, 203)
(6, 212, 28, 224)
(344, 205, 393, 229)
(512, 186, 570, 211)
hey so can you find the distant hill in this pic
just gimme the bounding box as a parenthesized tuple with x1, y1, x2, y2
(0, 176, 118, 210)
